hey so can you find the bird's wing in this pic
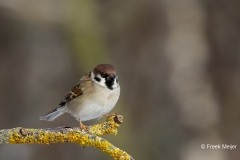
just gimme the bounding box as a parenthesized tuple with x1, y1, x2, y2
(59, 73, 92, 106)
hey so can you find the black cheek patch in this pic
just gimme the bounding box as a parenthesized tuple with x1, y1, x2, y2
(94, 77, 101, 82)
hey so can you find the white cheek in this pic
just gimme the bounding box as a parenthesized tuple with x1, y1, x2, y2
(91, 72, 107, 87)
(112, 78, 119, 89)
(98, 77, 107, 87)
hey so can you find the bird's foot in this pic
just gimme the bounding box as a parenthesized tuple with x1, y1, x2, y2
(79, 120, 88, 131)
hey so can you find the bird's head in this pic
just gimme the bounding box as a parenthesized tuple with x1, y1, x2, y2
(91, 64, 119, 90)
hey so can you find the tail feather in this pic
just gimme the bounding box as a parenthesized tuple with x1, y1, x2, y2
(40, 107, 65, 121)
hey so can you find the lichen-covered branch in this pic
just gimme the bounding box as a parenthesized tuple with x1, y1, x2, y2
(0, 115, 134, 160)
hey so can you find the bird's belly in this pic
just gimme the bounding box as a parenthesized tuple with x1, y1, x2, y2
(66, 87, 119, 121)
(77, 101, 113, 121)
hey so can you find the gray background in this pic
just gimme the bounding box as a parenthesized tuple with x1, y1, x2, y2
(0, 0, 240, 160)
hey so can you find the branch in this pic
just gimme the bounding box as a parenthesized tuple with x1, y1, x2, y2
(0, 115, 134, 160)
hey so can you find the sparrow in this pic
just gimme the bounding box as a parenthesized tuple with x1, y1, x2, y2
(40, 64, 120, 130)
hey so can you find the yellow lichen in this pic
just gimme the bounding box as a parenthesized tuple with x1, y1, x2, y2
(4, 115, 133, 159)
(89, 116, 119, 136)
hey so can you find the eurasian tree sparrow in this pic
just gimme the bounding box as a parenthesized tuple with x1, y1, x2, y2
(40, 64, 120, 130)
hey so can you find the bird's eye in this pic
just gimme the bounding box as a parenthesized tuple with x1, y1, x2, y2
(100, 72, 107, 78)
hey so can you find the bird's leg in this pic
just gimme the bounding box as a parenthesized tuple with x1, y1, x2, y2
(79, 118, 88, 131)
(103, 113, 117, 119)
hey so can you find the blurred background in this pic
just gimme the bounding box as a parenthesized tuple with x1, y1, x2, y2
(0, 0, 240, 160)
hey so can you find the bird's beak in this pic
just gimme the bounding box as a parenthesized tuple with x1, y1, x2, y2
(107, 75, 115, 81)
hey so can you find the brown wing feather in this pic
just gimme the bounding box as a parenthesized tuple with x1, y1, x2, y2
(59, 73, 92, 106)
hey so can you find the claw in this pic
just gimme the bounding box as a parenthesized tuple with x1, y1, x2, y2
(79, 119, 88, 131)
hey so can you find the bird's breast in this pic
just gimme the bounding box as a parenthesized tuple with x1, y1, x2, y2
(66, 85, 120, 121)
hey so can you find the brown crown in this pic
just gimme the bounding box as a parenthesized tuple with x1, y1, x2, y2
(93, 64, 117, 75)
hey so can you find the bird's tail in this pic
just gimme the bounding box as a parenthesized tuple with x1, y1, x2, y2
(39, 106, 66, 121)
